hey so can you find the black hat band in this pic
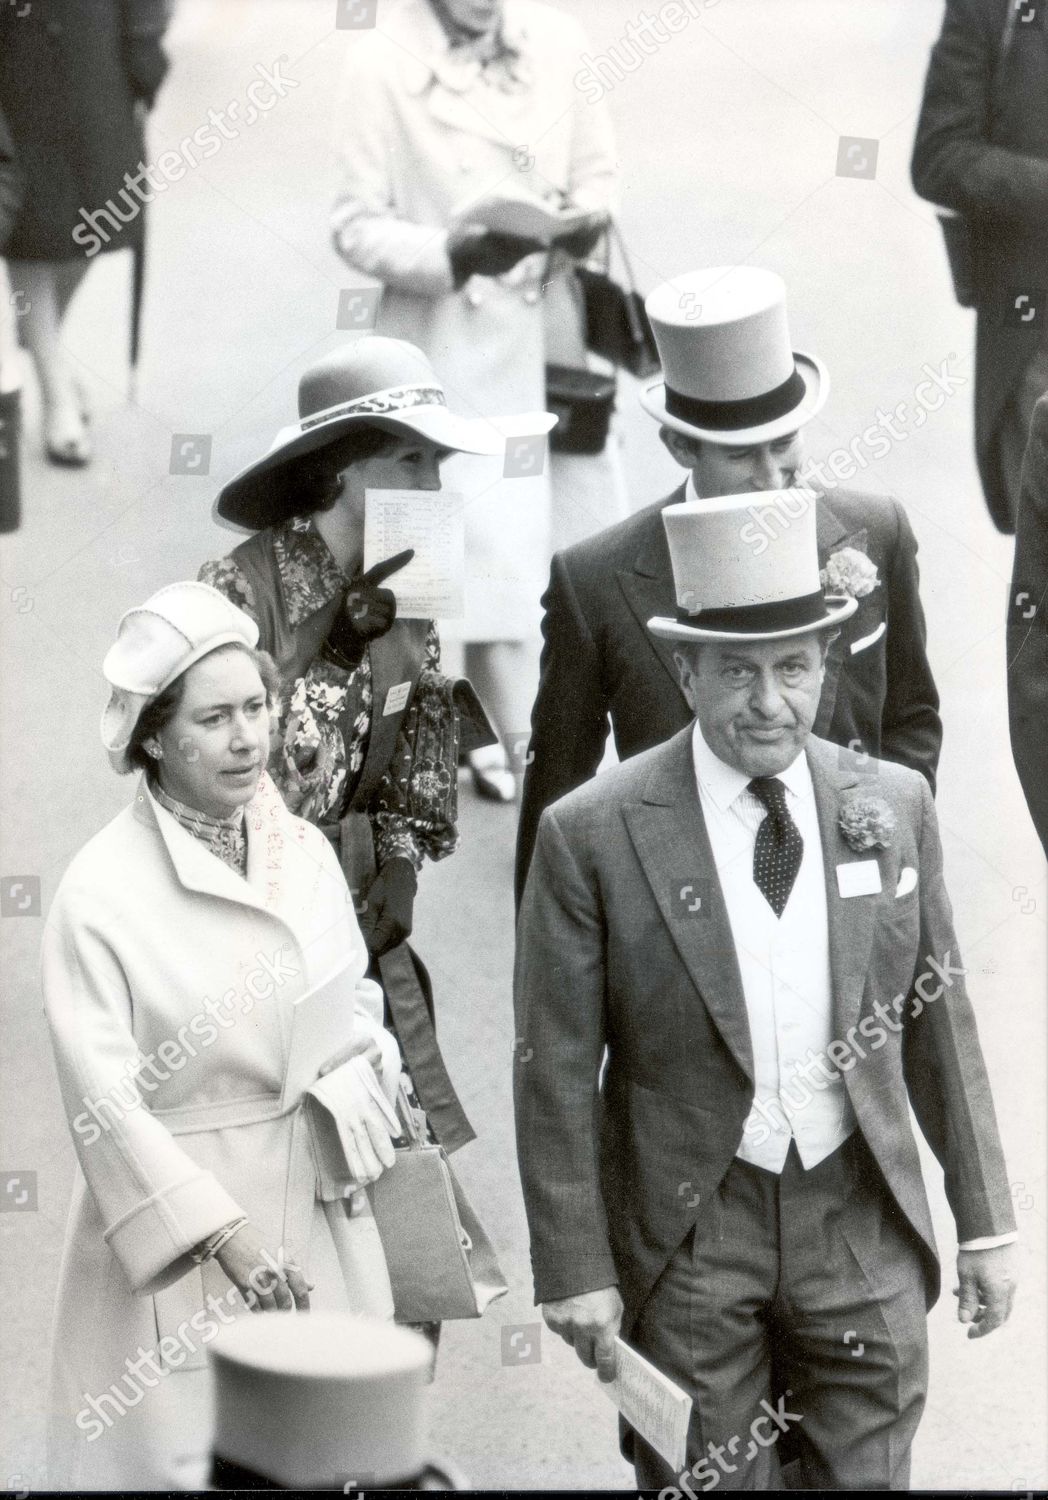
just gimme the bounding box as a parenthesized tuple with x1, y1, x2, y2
(664, 366, 807, 431)
(676, 589, 829, 633)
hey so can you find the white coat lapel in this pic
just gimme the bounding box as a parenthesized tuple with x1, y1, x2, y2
(396, 0, 527, 148)
(136, 777, 269, 914)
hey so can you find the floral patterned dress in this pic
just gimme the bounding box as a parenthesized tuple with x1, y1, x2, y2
(199, 516, 459, 873)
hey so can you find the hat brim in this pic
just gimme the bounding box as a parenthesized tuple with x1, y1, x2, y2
(215, 406, 557, 532)
(639, 351, 828, 447)
(647, 592, 857, 643)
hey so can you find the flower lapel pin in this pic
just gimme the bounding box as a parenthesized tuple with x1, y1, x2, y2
(820, 546, 880, 600)
(836, 795, 896, 899)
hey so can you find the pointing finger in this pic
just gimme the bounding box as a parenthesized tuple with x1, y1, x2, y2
(359, 549, 415, 588)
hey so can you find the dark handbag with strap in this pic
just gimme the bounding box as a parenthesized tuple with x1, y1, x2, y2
(575, 220, 660, 379)
(935, 0, 1019, 308)
(546, 362, 617, 454)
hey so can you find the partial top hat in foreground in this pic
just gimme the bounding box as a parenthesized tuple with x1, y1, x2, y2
(216, 335, 557, 532)
(208, 1312, 464, 1489)
(648, 488, 857, 643)
(640, 266, 828, 446)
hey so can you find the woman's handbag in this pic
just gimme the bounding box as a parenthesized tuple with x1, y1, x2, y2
(546, 362, 617, 454)
(575, 219, 660, 379)
(935, 1, 1018, 309)
(544, 219, 657, 454)
(368, 1085, 508, 1322)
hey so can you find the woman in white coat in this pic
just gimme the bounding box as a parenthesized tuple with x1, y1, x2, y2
(332, 0, 626, 798)
(42, 582, 403, 1490)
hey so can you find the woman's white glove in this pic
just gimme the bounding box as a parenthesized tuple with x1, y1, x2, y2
(316, 1051, 401, 1186)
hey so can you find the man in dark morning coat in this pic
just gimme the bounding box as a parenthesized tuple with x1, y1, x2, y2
(912, 0, 1048, 534)
(514, 484, 1016, 1491)
(515, 267, 942, 905)
(1008, 391, 1048, 855)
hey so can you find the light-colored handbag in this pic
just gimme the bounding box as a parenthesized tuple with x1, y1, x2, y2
(367, 1085, 508, 1322)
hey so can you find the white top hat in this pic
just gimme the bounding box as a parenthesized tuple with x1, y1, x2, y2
(640, 267, 828, 445)
(208, 1313, 433, 1488)
(100, 581, 259, 773)
(648, 489, 857, 642)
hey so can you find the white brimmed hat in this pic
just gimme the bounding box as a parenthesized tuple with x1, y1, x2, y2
(216, 335, 557, 531)
(101, 581, 259, 773)
(640, 266, 828, 446)
(648, 489, 857, 642)
(208, 1313, 437, 1489)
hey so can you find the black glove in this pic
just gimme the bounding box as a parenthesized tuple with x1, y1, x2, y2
(447, 224, 545, 290)
(556, 211, 610, 261)
(324, 549, 414, 671)
(358, 857, 418, 958)
(124, 35, 170, 110)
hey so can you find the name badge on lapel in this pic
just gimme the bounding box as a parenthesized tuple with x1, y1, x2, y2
(836, 860, 882, 898)
(383, 681, 412, 717)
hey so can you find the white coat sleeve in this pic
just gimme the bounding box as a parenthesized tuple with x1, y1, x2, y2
(330, 41, 456, 297)
(41, 888, 245, 1296)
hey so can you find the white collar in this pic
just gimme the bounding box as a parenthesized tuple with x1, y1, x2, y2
(691, 719, 812, 814)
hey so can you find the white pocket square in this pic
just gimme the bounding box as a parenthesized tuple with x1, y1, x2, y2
(850, 620, 887, 655)
(895, 866, 917, 898)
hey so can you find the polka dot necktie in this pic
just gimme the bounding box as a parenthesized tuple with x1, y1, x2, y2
(749, 776, 803, 918)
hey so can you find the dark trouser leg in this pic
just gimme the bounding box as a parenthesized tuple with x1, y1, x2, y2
(631, 1159, 784, 1492)
(630, 1136, 929, 1493)
(773, 1135, 929, 1491)
(995, 337, 1048, 533)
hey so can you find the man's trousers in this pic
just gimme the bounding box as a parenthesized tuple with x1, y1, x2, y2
(631, 1132, 929, 1491)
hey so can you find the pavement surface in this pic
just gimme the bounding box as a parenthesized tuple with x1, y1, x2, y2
(0, 0, 1045, 1490)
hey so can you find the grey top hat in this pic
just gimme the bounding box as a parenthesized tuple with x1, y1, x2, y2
(640, 267, 829, 446)
(648, 489, 857, 642)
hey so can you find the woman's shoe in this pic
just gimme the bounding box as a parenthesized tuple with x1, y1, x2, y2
(469, 749, 516, 803)
(44, 405, 91, 467)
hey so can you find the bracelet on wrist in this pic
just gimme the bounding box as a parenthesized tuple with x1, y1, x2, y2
(191, 1215, 248, 1265)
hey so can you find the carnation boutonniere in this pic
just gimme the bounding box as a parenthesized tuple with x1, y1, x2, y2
(839, 795, 896, 853)
(820, 546, 880, 600)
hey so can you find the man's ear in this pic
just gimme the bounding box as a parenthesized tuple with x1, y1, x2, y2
(659, 425, 701, 471)
(673, 646, 699, 712)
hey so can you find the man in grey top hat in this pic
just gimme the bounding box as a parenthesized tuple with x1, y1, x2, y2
(514, 490, 1015, 1491)
(515, 266, 942, 905)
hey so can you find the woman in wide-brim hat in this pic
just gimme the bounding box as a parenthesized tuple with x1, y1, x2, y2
(43, 582, 405, 1489)
(199, 334, 553, 1220)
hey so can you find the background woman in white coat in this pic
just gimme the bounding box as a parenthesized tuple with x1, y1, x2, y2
(332, 0, 625, 799)
(41, 582, 402, 1490)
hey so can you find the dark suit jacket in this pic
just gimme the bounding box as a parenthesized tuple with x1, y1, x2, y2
(1008, 392, 1048, 855)
(912, 0, 1048, 530)
(513, 729, 1015, 1335)
(515, 486, 942, 903)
